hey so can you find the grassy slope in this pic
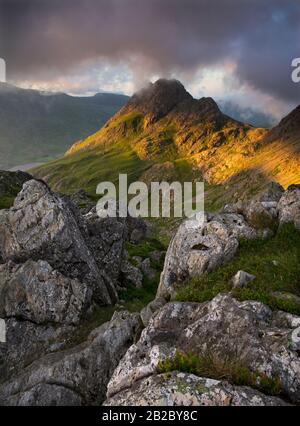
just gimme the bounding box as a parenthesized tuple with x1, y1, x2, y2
(176, 223, 300, 315)
(0, 84, 128, 169)
(33, 99, 300, 211)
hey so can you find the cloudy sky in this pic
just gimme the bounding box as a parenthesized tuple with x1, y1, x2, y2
(1, 0, 299, 122)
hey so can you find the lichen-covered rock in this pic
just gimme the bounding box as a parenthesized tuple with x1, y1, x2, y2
(231, 270, 256, 288)
(107, 295, 300, 403)
(243, 200, 278, 231)
(104, 372, 289, 406)
(84, 209, 148, 290)
(255, 182, 284, 203)
(0, 311, 142, 406)
(277, 184, 300, 229)
(0, 260, 91, 325)
(0, 180, 116, 305)
(84, 211, 128, 288)
(121, 259, 143, 288)
(157, 213, 265, 300)
(0, 319, 74, 383)
(67, 189, 95, 214)
(140, 297, 167, 327)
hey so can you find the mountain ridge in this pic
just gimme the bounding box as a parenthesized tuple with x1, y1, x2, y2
(0, 82, 129, 169)
(33, 79, 300, 208)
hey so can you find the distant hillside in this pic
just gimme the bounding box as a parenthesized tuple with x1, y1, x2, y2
(0, 83, 129, 169)
(218, 100, 276, 128)
(33, 79, 300, 209)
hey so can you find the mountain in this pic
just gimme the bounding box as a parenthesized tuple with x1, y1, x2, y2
(33, 79, 300, 208)
(0, 82, 129, 169)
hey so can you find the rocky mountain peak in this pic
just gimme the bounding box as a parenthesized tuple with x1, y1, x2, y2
(196, 96, 222, 120)
(272, 105, 300, 136)
(127, 78, 193, 122)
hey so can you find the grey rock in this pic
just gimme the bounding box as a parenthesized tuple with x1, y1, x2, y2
(121, 260, 143, 288)
(128, 218, 148, 244)
(0, 260, 91, 325)
(84, 210, 149, 290)
(156, 213, 265, 300)
(104, 372, 289, 406)
(243, 200, 278, 231)
(4, 383, 82, 406)
(0, 180, 116, 305)
(149, 250, 165, 263)
(222, 200, 244, 215)
(0, 311, 142, 406)
(107, 295, 300, 403)
(277, 185, 300, 229)
(255, 182, 284, 203)
(140, 297, 167, 327)
(67, 189, 95, 214)
(231, 271, 256, 288)
(84, 210, 128, 288)
(0, 318, 74, 383)
(141, 258, 156, 280)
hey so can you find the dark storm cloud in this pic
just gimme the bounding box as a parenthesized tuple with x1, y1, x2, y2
(0, 0, 299, 102)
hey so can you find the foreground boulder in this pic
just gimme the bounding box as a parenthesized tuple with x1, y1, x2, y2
(104, 372, 289, 406)
(157, 213, 267, 300)
(0, 260, 91, 325)
(107, 295, 300, 403)
(0, 179, 117, 305)
(0, 319, 74, 383)
(0, 311, 142, 406)
(84, 209, 149, 289)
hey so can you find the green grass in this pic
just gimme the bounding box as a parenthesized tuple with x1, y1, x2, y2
(176, 223, 300, 315)
(33, 144, 152, 194)
(0, 183, 24, 209)
(158, 351, 284, 397)
(0, 194, 16, 209)
(119, 274, 161, 313)
(126, 238, 165, 259)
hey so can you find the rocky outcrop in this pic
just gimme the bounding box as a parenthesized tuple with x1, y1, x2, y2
(67, 189, 95, 214)
(84, 209, 148, 289)
(0, 179, 117, 305)
(127, 79, 193, 124)
(121, 259, 143, 289)
(0, 319, 74, 383)
(0, 311, 142, 406)
(157, 212, 268, 300)
(106, 295, 300, 403)
(84, 211, 128, 289)
(277, 184, 300, 230)
(0, 177, 299, 406)
(0, 178, 147, 392)
(104, 372, 289, 406)
(0, 260, 91, 325)
(157, 184, 300, 300)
